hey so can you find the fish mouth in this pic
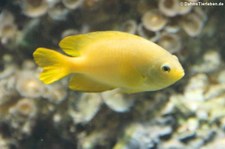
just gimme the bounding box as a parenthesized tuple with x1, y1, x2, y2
(173, 69, 185, 80)
(179, 70, 185, 79)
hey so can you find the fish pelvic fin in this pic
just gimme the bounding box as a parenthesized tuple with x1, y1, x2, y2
(33, 48, 72, 84)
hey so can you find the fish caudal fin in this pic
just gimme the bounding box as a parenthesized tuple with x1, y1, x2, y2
(33, 48, 72, 84)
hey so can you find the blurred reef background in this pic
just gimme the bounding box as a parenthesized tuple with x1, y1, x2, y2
(0, 0, 225, 149)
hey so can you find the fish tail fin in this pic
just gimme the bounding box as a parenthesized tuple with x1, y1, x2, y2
(33, 48, 72, 84)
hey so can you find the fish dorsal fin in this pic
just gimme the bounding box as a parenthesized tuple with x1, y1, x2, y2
(59, 31, 141, 57)
(69, 74, 114, 92)
(59, 34, 87, 57)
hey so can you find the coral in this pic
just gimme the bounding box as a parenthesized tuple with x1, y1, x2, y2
(62, 0, 84, 10)
(136, 0, 208, 55)
(68, 93, 102, 124)
(0, 10, 18, 44)
(137, 23, 160, 42)
(42, 81, 68, 104)
(158, 0, 179, 17)
(0, 134, 13, 149)
(177, 0, 192, 15)
(21, 0, 49, 18)
(101, 89, 134, 112)
(158, 32, 181, 53)
(47, 2, 69, 21)
(6, 98, 37, 140)
(191, 50, 221, 73)
(15, 70, 45, 99)
(142, 9, 168, 32)
(61, 29, 79, 38)
(180, 13, 204, 37)
(119, 19, 137, 34)
(77, 130, 106, 149)
(217, 70, 225, 84)
(9, 98, 37, 118)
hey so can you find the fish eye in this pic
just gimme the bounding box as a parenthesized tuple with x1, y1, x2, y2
(161, 64, 171, 72)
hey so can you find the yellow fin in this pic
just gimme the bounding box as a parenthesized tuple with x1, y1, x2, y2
(33, 48, 71, 84)
(69, 74, 113, 92)
(59, 31, 140, 56)
(59, 35, 83, 56)
(59, 32, 103, 56)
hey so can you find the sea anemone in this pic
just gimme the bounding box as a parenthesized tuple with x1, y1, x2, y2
(158, 0, 179, 17)
(142, 9, 168, 32)
(120, 19, 137, 34)
(0, 10, 18, 44)
(164, 22, 180, 33)
(48, 2, 69, 20)
(42, 82, 68, 104)
(180, 13, 204, 37)
(9, 98, 37, 118)
(15, 71, 45, 98)
(61, 29, 79, 38)
(137, 23, 160, 42)
(101, 89, 134, 112)
(68, 93, 102, 124)
(22, 0, 48, 18)
(62, 0, 83, 9)
(158, 32, 181, 53)
(176, 0, 192, 15)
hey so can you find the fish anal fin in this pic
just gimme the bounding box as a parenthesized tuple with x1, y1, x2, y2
(69, 75, 114, 92)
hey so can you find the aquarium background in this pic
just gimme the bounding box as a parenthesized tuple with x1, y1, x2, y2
(0, 0, 225, 149)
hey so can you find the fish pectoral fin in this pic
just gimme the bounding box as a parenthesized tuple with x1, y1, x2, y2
(69, 74, 114, 92)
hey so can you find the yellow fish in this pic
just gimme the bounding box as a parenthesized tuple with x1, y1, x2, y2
(33, 31, 184, 93)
